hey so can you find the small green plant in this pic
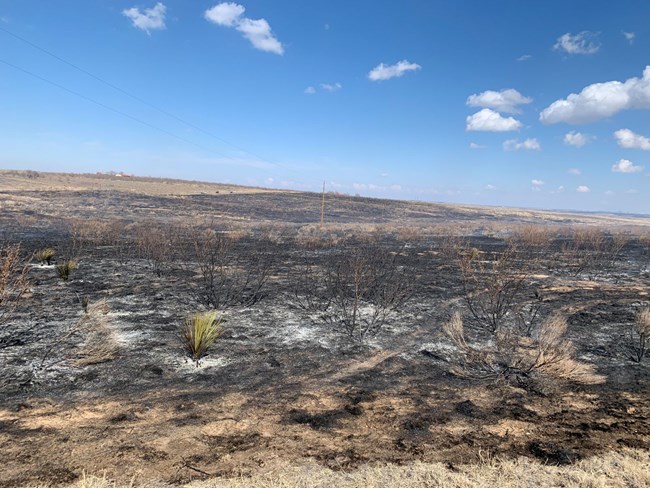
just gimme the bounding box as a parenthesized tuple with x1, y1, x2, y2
(56, 259, 78, 281)
(34, 247, 56, 265)
(182, 311, 222, 364)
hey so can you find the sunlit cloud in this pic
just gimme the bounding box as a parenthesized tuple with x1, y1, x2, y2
(368, 60, 421, 81)
(123, 2, 166, 34)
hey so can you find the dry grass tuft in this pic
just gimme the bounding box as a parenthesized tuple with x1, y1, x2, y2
(39, 299, 119, 369)
(34, 449, 650, 488)
(443, 312, 605, 385)
(0, 243, 29, 326)
(71, 299, 119, 367)
(57, 259, 78, 281)
(34, 247, 56, 265)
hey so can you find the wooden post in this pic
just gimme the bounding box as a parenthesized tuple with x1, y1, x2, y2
(320, 180, 325, 227)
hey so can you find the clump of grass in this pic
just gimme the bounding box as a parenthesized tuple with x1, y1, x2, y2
(34, 247, 56, 265)
(182, 311, 222, 364)
(56, 259, 78, 281)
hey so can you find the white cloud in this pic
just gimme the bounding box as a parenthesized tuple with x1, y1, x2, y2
(123, 2, 166, 34)
(205, 3, 284, 55)
(469, 142, 487, 149)
(485, 184, 496, 190)
(517, 54, 532, 62)
(576, 185, 590, 193)
(204, 2, 244, 26)
(503, 138, 541, 151)
(368, 60, 421, 81)
(626, 189, 638, 194)
(605, 190, 615, 196)
(466, 88, 532, 113)
(466, 109, 522, 132)
(320, 82, 342, 92)
(540, 66, 650, 124)
(623, 31, 635, 45)
(614, 128, 650, 150)
(563, 131, 591, 147)
(554, 31, 600, 54)
(531, 179, 544, 186)
(568, 168, 581, 175)
(236, 18, 283, 54)
(557, 186, 565, 192)
(612, 158, 644, 173)
(304, 86, 316, 94)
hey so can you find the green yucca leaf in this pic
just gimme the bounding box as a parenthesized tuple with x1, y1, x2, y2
(182, 311, 222, 363)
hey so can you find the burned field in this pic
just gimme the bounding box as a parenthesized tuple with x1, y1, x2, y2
(0, 172, 649, 486)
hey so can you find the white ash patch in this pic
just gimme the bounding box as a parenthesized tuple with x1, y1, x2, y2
(172, 354, 232, 373)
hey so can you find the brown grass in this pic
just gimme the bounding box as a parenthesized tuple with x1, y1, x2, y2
(28, 449, 650, 487)
(0, 243, 29, 325)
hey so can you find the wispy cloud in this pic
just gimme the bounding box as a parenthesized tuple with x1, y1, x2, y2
(623, 31, 635, 45)
(576, 185, 590, 193)
(540, 66, 650, 124)
(554, 31, 600, 54)
(466, 109, 522, 132)
(205, 2, 284, 55)
(516, 54, 532, 62)
(469, 142, 487, 149)
(466, 88, 532, 113)
(568, 168, 581, 176)
(614, 128, 650, 150)
(612, 158, 644, 173)
(304, 86, 316, 94)
(563, 131, 592, 147)
(320, 82, 342, 92)
(123, 2, 166, 34)
(531, 179, 544, 186)
(368, 60, 421, 81)
(503, 138, 541, 151)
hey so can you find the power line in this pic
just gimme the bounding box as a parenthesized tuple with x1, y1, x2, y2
(0, 26, 284, 168)
(0, 57, 230, 157)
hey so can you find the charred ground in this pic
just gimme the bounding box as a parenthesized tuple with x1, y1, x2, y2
(0, 171, 649, 486)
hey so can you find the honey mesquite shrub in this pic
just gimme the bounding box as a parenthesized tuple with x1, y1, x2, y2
(457, 240, 545, 335)
(629, 306, 650, 363)
(182, 311, 222, 364)
(135, 222, 180, 276)
(189, 227, 274, 309)
(557, 227, 629, 280)
(288, 243, 415, 343)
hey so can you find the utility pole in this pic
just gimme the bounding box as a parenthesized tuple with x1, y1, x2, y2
(320, 180, 326, 227)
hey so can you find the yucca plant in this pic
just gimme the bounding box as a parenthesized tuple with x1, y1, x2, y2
(182, 311, 222, 364)
(56, 259, 78, 281)
(34, 247, 56, 265)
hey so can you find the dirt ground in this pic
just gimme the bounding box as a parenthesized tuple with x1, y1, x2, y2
(0, 171, 649, 487)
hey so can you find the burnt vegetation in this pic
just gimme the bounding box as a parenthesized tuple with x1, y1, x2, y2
(0, 178, 649, 485)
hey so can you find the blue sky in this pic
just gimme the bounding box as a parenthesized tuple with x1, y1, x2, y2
(1, 1, 649, 213)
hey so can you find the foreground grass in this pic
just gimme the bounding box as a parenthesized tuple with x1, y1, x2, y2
(33, 449, 650, 488)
